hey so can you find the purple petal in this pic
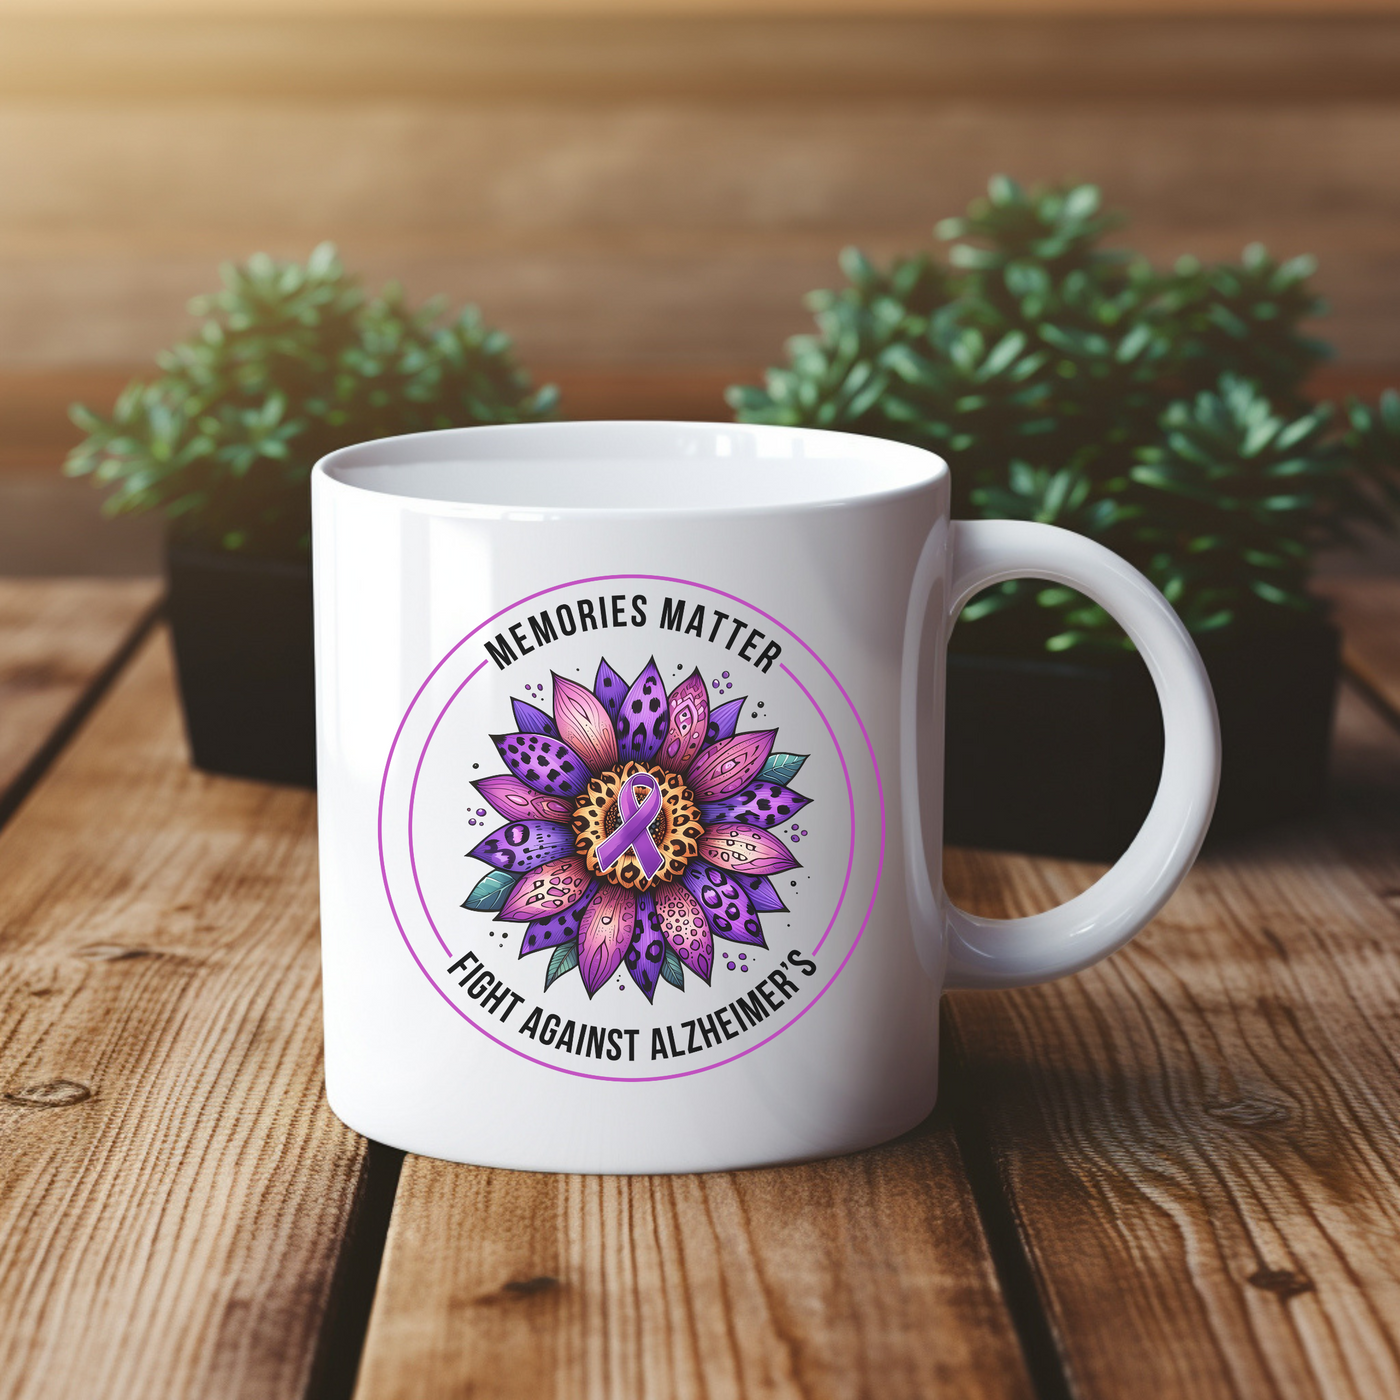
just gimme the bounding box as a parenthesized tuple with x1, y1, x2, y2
(468, 820, 574, 873)
(518, 881, 595, 957)
(625, 891, 665, 1001)
(654, 882, 712, 983)
(686, 729, 776, 803)
(576, 885, 637, 997)
(499, 854, 592, 922)
(473, 774, 575, 825)
(512, 698, 558, 737)
(493, 732, 591, 798)
(700, 782, 810, 830)
(681, 861, 767, 947)
(738, 873, 787, 913)
(551, 672, 617, 776)
(698, 822, 800, 876)
(594, 658, 628, 723)
(705, 697, 745, 745)
(658, 669, 708, 774)
(615, 658, 668, 764)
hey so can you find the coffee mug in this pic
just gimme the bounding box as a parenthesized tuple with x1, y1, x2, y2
(312, 421, 1219, 1173)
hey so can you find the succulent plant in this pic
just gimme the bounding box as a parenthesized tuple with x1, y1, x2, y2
(66, 243, 557, 558)
(730, 177, 1400, 651)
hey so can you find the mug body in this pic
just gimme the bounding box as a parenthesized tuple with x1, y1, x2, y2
(313, 422, 950, 1173)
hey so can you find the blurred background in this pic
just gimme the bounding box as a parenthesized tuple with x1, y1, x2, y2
(2, 0, 1398, 574)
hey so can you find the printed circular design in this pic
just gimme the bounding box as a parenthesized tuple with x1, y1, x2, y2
(378, 575, 885, 1082)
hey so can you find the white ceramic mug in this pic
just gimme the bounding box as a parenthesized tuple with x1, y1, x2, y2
(312, 421, 1219, 1174)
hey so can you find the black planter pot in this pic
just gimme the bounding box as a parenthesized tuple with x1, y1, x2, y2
(166, 542, 316, 788)
(944, 618, 1341, 862)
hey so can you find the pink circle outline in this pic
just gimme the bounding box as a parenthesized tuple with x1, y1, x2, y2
(377, 573, 885, 1083)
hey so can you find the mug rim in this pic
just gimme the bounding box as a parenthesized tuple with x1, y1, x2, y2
(313, 420, 947, 522)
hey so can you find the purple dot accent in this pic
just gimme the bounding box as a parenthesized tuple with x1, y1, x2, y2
(738, 952, 746, 961)
(468, 819, 476, 826)
(727, 961, 735, 970)
(476, 808, 486, 816)
(742, 965, 749, 972)
(791, 836, 800, 843)
(801, 830, 808, 836)
(712, 680, 720, 689)
(722, 671, 729, 679)
(726, 683, 732, 689)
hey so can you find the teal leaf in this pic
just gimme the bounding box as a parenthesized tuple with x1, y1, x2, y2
(758, 753, 807, 787)
(462, 868, 519, 912)
(545, 940, 579, 991)
(660, 947, 685, 990)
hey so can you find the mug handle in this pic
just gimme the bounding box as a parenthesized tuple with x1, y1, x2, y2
(930, 519, 1220, 989)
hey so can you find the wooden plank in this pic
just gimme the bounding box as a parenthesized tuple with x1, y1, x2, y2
(2, 14, 1400, 101)
(0, 577, 159, 807)
(1314, 576, 1400, 722)
(354, 1113, 1033, 1398)
(942, 682, 1400, 1399)
(0, 629, 370, 1400)
(11, 1, 1400, 19)
(8, 79, 1400, 369)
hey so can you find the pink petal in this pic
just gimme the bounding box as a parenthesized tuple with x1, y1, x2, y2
(686, 729, 776, 803)
(576, 885, 637, 996)
(698, 822, 800, 876)
(658, 669, 709, 774)
(473, 774, 576, 825)
(552, 673, 618, 776)
(654, 882, 712, 983)
(499, 854, 593, 922)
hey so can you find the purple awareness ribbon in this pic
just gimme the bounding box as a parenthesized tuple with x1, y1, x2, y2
(596, 772, 665, 879)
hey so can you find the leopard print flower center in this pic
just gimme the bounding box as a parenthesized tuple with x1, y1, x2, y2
(573, 761, 703, 890)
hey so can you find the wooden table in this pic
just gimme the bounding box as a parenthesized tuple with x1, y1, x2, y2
(2, 574, 1399, 1400)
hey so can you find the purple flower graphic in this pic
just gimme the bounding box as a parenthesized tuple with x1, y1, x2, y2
(463, 658, 811, 1000)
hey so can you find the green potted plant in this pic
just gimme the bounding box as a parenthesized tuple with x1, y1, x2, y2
(67, 243, 557, 787)
(730, 178, 1400, 859)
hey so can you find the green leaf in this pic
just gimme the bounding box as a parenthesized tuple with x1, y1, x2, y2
(545, 940, 579, 991)
(462, 868, 519, 912)
(660, 946, 685, 990)
(758, 753, 807, 787)
(729, 179, 1371, 655)
(65, 244, 555, 557)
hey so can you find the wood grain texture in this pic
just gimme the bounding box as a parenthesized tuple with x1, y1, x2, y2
(0, 630, 368, 1400)
(3, 17, 1400, 372)
(354, 1113, 1033, 1400)
(0, 577, 158, 798)
(942, 684, 1400, 1399)
(8, 2, 1400, 20)
(3, 15, 1399, 101)
(5, 103, 1400, 369)
(1314, 576, 1400, 721)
